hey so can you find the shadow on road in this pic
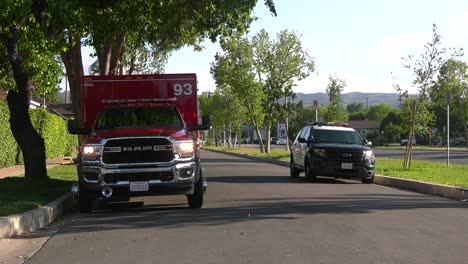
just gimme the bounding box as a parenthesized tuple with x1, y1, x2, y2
(206, 175, 351, 184)
(55, 192, 467, 237)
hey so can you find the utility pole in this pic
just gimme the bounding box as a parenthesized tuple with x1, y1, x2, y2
(313, 99, 319, 121)
(446, 93, 451, 166)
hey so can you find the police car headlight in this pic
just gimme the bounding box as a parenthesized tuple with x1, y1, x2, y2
(363, 150, 375, 164)
(313, 148, 327, 157)
(81, 145, 103, 160)
(173, 141, 194, 158)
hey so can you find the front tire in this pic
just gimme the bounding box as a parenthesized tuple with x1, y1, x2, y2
(290, 155, 300, 178)
(187, 171, 204, 209)
(361, 176, 374, 184)
(78, 190, 93, 213)
(304, 159, 317, 182)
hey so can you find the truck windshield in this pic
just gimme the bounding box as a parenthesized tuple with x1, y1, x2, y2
(94, 106, 183, 130)
(313, 129, 363, 145)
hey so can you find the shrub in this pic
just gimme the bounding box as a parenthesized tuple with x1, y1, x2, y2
(0, 102, 77, 168)
(0, 102, 18, 167)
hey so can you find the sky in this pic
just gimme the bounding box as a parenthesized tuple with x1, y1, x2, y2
(81, 0, 468, 95)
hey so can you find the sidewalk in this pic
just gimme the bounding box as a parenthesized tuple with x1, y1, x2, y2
(0, 157, 74, 179)
(0, 157, 75, 240)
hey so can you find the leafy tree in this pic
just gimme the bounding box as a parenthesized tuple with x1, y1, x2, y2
(397, 24, 444, 168)
(288, 101, 315, 139)
(346, 102, 365, 113)
(323, 75, 348, 121)
(212, 29, 314, 153)
(211, 34, 266, 152)
(252, 29, 315, 152)
(431, 59, 468, 147)
(366, 104, 394, 121)
(199, 91, 245, 148)
(348, 111, 366, 120)
(380, 111, 404, 143)
(0, 0, 63, 179)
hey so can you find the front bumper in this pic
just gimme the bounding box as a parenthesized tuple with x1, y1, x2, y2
(311, 160, 375, 179)
(77, 161, 198, 199)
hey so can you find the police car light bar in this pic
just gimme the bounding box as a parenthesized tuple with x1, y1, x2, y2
(102, 97, 177, 104)
(313, 121, 348, 127)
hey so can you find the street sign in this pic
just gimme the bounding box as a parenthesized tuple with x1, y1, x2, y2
(313, 99, 319, 110)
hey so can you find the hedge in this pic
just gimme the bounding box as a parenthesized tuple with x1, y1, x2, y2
(0, 101, 77, 168)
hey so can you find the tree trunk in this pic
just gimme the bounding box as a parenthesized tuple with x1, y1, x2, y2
(264, 113, 272, 153)
(252, 119, 264, 153)
(285, 114, 290, 152)
(5, 26, 47, 179)
(403, 102, 416, 169)
(109, 32, 126, 75)
(97, 38, 112, 75)
(61, 33, 84, 142)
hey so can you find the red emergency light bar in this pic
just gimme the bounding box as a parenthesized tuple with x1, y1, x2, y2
(102, 97, 177, 104)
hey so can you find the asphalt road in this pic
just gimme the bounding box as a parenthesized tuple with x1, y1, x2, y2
(27, 150, 468, 264)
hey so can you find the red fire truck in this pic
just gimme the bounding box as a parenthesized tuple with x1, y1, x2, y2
(68, 74, 211, 212)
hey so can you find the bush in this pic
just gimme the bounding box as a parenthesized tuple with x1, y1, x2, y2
(0, 101, 77, 168)
(0, 102, 18, 167)
(30, 109, 77, 159)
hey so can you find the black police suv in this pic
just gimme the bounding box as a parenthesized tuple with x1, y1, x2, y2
(290, 122, 375, 183)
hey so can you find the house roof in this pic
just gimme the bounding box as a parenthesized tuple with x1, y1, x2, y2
(347, 120, 381, 129)
(47, 104, 74, 120)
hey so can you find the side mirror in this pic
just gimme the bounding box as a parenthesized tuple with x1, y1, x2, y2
(364, 139, 372, 146)
(188, 115, 212, 131)
(67, 119, 91, 135)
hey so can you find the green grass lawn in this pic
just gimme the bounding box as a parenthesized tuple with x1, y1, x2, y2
(0, 164, 77, 217)
(203, 145, 468, 187)
(376, 143, 468, 151)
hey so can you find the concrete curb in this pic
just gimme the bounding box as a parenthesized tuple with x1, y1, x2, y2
(203, 148, 468, 202)
(0, 193, 73, 239)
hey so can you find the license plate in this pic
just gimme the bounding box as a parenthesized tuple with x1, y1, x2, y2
(341, 163, 353, 169)
(130, 181, 149, 192)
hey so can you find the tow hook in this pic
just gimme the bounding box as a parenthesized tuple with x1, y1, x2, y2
(102, 186, 113, 198)
(71, 182, 79, 199)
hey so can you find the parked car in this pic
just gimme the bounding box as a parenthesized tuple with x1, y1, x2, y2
(241, 138, 251, 144)
(400, 137, 416, 146)
(270, 137, 278, 144)
(450, 137, 466, 146)
(277, 138, 287, 145)
(290, 122, 375, 183)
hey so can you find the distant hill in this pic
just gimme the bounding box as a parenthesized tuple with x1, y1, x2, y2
(294, 92, 406, 108)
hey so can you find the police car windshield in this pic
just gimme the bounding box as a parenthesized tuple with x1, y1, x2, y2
(95, 106, 183, 130)
(313, 129, 363, 145)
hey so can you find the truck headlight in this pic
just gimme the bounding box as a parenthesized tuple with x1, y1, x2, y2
(173, 141, 194, 158)
(363, 150, 375, 164)
(81, 145, 103, 160)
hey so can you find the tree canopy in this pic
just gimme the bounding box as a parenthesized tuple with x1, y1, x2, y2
(323, 75, 348, 121)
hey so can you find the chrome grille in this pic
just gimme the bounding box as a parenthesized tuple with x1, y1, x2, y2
(102, 137, 173, 164)
(326, 149, 363, 162)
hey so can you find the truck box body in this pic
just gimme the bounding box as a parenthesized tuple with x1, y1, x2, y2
(70, 74, 208, 212)
(81, 74, 198, 129)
